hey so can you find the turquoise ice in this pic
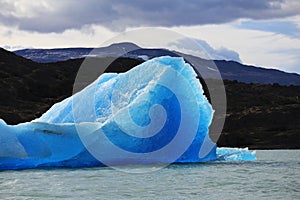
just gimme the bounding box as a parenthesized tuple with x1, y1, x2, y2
(0, 56, 255, 170)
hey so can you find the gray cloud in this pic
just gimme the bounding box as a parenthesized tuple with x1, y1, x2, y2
(0, 0, 300, 33)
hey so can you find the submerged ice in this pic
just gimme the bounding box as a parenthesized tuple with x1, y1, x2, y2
(0, 56, 255, 170)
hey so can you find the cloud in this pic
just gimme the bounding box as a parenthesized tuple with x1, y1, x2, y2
(171, 24, 300, 74)
(169, 38, 241, 62)
(1, 0, 300, 33)
(267, 48, 300, 73)
(0, 24, 116, 49)
(237, 20, 300, 38)
(1, 45, 32, 51)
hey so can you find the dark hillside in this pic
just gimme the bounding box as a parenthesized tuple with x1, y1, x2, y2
(1, 48, 299, 149)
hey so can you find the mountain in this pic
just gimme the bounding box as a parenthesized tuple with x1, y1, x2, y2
(177, 52, 300, 86)
(1, 47, 299, 149)
(0, 47, 142, 123)
(14, 42, 300, 86)
(13, 42, 140, 63)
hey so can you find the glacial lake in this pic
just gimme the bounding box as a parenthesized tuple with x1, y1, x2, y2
(0, 150, 299, 199)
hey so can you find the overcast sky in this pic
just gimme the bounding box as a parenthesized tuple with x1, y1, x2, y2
(1, 0, 300, 73)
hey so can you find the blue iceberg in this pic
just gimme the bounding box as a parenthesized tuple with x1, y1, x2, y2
(0, 56, 255, 170)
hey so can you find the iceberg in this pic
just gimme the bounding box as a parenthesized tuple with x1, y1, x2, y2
(0, 56, 255, 170)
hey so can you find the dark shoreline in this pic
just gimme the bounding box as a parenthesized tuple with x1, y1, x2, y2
(1, 49, 299, 149)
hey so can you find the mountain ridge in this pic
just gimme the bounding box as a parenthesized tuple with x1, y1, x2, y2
(13, 43, 300, 86)
(0, 47, 299, 149)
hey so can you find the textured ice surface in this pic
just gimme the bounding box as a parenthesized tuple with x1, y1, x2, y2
(0, 56, 255, 170)
(216, 147, 256, 161)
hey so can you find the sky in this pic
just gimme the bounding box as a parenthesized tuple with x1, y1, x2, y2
(1, 0, 300, 74)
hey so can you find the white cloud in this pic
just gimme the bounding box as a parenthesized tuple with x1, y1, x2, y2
(0, 24, 116, 48)
(287, 14, 300, 29)
(0, 0, 53, 18)
(168, 38, 241, 62)
(171, 24, 300, 73)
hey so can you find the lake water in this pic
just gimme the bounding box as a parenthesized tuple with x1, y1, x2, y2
(0, 150, 299, 199)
